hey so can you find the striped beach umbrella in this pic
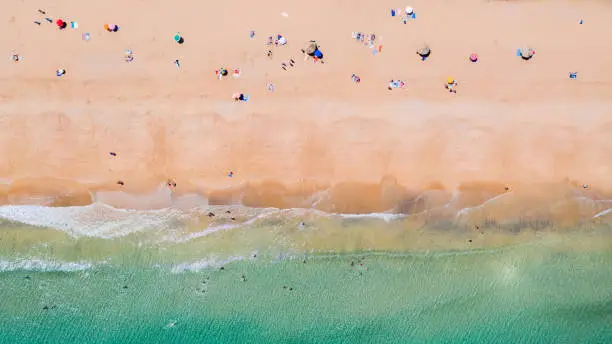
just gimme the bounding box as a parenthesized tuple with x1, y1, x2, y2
(520, 47, 535, 60)
(416, 44, 430, 57)
(304, 41, 318, 56)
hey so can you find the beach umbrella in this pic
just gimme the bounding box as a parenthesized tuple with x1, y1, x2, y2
(56, 19, 66, 28)
(416, 44, 430, 57)
(314, 49, 323, 59)
(447, 77, 455, 84)
(520, 47, 535, 60)
(469, 53, 478, 62)
(304, 40, 318, 56)
(104, 23, 109, 31)
(405, 6, 414, 15)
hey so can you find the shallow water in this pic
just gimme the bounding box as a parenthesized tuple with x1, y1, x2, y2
(1, 244, 611, 343)
(0, 204, 611, 343)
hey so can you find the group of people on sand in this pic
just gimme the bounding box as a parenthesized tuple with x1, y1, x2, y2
(232, 93, 249, 102)
(265, 34, 288, 59)
(281, 59, 296, 71)
(235, 26, 470, 100)
(352, 32, 376, 46)
(266, 34, 288, 47)
(388, 80, 405, 90)
(216, 67, 240, 80)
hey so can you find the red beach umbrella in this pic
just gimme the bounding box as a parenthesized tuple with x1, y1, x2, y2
(56, 19, 65, 28)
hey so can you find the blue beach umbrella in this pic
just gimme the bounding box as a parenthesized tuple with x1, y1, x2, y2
(174, 33, 184, 44)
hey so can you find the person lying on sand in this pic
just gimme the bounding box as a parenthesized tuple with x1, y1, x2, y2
(124, 50, 134, 63)
(232, 93, 248, 102)
(388, 80, 405, 90)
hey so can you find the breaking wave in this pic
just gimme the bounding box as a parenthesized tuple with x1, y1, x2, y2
(0, 180, 612, 242)
(0, 258, 94, 272)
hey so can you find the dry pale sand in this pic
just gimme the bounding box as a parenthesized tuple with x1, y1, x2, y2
(1, 0, 612, 213)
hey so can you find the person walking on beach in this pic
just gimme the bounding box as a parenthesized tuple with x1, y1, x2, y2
(445, 77, 458, 93)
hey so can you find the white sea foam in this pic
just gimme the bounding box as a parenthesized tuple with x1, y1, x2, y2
(167, 209, 280, 243)
(455, 192, 512, 219)
(335, 212, 404, 222)
(0, 258, 93, 272)
(170, 255, 247, 273)
(0, 203, 185, 238)
(593, 208, 612, 219)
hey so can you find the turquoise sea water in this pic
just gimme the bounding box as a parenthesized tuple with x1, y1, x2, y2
(1, 240, 611, 343)
(0, 204, 611, 343)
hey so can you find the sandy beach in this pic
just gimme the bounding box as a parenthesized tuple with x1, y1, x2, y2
(2, 0, 612, 213)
